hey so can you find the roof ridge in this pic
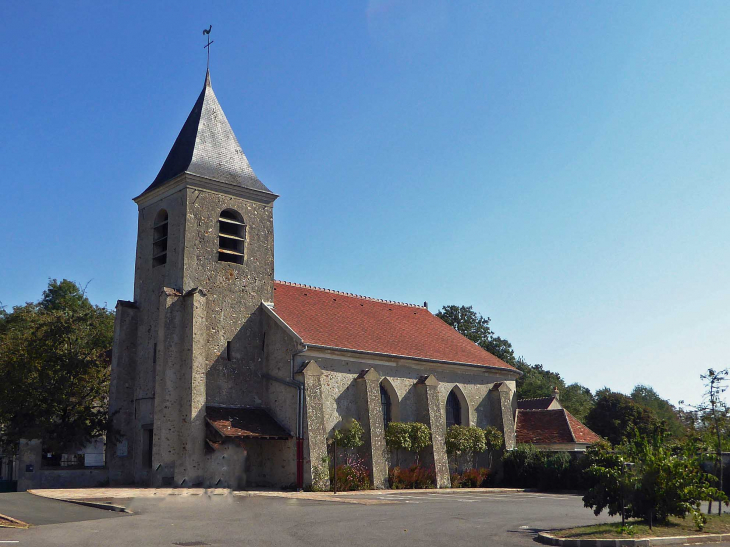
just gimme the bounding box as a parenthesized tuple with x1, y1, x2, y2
(274, 280, 427, 309)
(517, 396, 555, 402)
(562, 408, 577, 443)
(518, 408, 563, 412)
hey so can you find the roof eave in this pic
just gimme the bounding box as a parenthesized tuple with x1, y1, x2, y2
(134, 172, 279, 207)
(303, 343, 521, 377)
(261, 303, 305, 347)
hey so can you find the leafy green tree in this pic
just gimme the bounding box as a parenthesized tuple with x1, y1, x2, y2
(561, 383, 596, 422)
(483, 426, 504, 468)
(585, 391, 665, 446)
(630, 385, 686, 439)
(408, 422, 432, 465)
(385, 422, 432, 466)
(385, 422, 411, 467)
(436, 305, 515, 364)
(515, 358, 565, 399)
(332, 418, 364, 449)
(0, 279, 114, 454)
(583, 433, 727, 529)
(445, 425, 486, 470)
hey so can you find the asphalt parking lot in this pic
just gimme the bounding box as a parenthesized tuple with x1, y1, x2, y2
(1, 490, 725, 547)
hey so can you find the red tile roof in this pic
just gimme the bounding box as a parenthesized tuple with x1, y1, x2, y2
(206, 406, 291, 440)
(270, 281, 516, 371)
(565, 411, 601, 444)
(517, 397, 559, 410)
(515, 409, 600, 445)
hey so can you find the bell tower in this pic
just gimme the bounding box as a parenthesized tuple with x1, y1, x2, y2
(108, 70, 277, 486)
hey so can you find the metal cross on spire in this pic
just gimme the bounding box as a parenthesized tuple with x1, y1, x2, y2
(203, 25, 214, 70)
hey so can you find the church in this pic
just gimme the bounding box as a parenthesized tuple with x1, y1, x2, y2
(106, 69, 592, 491)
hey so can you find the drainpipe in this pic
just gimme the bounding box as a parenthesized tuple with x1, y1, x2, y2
(263, 346, 307, 490)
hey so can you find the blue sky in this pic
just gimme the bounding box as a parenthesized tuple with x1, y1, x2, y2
(2, 1, 729, 407)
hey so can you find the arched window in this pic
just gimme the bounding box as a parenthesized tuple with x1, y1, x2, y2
(218, 209, 245, 265)
(445, 389, 462, 428)
(380, 384, 392, 428)
(152, 210, 168, 267)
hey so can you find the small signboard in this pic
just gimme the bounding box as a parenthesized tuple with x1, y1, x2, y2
(116, 439, 128, 457)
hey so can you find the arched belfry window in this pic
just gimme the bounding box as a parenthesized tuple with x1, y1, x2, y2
(218, 209, 245, 265)
(445, 389, 462, 428)
(380, 383, 392, 428)
(152, 210, 168, 267)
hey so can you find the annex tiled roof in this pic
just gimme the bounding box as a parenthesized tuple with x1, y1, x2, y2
(517, 396, 560, 410)
(515, 409, 601, 445)
(565, 411, 601, 444)
(205, 406, 291, 440)
(139, 70, 273, 198)
(269, 281, 517, 371)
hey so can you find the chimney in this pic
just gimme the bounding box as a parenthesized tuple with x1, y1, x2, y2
(552, 386, 560, 400)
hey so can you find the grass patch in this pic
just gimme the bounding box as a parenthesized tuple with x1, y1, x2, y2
(552, 514, 730, 539)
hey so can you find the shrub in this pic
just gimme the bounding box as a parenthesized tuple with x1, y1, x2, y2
(446, 425, 486, 470)
(385, 422, 432, 466)
(389, 465, 436, 489)
(331, 455, 370, 491)
(451, 468, 490, 488)
(332, 418, 364, 449)
(583, 433, 728, 525)
(483, 426, 504, 468)
(502, 444, 582, 490)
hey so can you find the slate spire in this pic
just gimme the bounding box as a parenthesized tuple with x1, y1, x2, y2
(140, 70, 272, 196)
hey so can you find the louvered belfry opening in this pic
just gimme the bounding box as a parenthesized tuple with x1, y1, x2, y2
(152, 209, 169, 267)
(218, 209, 245, 264)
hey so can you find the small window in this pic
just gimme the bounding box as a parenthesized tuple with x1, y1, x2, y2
(445, 389, 462, 428)
(152, 210, 168, 267)
(218, 209, 245, 264)
(380, 384, 392, 428)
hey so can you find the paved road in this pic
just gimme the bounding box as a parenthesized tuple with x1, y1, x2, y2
(0, 490, 727, 547)
(0, 493, 126, 526)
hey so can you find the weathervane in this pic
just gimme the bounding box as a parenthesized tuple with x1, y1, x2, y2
(203, 25, 214, 70)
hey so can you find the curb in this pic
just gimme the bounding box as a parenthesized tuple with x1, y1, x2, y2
(28, 491, 130, 513)
(0, 512, 30, 529)
(537, 531, 730, 546)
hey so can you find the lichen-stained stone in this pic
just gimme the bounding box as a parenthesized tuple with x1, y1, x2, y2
(107, 301, 138, 485)
(355, 368, 389, 489)
(490, 382, 516, 451)
(415, 374, 451, 488)
(297, 361, 330, 491)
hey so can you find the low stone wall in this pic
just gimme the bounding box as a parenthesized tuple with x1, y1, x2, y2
(16, 439, 109, 492)
(17, 468, 109, 492)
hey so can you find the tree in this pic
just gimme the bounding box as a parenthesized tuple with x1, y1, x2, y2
(436, 305, 515, 364)
(585, 391, 665, 446)
(384, 422, 432, 467)
(483, 426, 504, 468)
(0, 279, 114, 454)
(630, 385, 686, 439)
(408, 422, 432, 465)
(445, 425, 486, 470)
(560, 383, 596, 422)
(697, 369, 729, 515)
(583, 432, 727, 529)
(515, 358, 565, 400)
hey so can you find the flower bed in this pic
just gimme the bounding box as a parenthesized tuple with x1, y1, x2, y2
(450, 468, 490, 488)
(388, 465, 436, 489)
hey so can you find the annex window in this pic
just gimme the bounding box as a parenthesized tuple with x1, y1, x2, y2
(445, 389, 462, 428)
(380, 383, 392, 428)
(218, 209, 245, 264)
(152, 210, 168, 267)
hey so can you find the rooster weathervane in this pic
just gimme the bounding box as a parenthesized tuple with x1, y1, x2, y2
(203, 25, 214, 70)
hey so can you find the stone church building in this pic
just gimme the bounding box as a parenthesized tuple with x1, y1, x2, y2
(106, 70, 585, 491)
